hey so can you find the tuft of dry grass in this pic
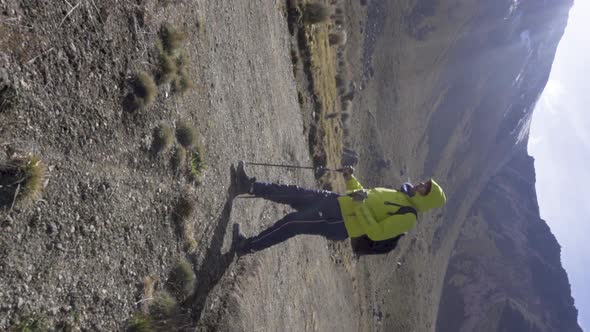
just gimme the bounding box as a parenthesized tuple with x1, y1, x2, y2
(324, 112, 338, 119)
(188, 144, 205, 183)
(171, 146, 187, 173)
(156, 23, 192, 95)
(127, 314, 153, 332)
(171, 69, 192, 95)
(10, 314, 49, 332)
(171, 53, 193, 95)
(175, 122, 197, 149)
(140, 276, 157, 314)
(129, 71, 157, 110)
(166, 259, 196, 301)
(128, 275, 194, 331)
(335, 74, 345, 90)
(160, 24, 187, 55)
(20, 155, 45, 202)
(0, 155, 46, 208)
(174, 196, 194, 221)
(302, 3, 330, 24)
(329, 30, 347, 46)
(0, 84, 18, 112)
(183, 220, 197, 253)
(173, 191, 199, 253)
(341, 111, 350, 121)
(195, 11, 205, 33)
(341, 99, 352, 112)
(291, 47, 299, 66)
(158, 53, 178, 84)
(151, 124, 174, 155)
(175, 52, 189, 69)
(150, 291, 179, 320)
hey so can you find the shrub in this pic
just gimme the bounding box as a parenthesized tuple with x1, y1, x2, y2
(302, 3, 330, 24)
(175, 122, 197, 149)
(130, 72, 157, 110)
(166, 259, 196, 301)
(329, 30, 347, 46)
(151, 124, 174, 155)
(160, 24, 187, 55)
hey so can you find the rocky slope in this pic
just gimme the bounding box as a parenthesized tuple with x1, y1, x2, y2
(342, 0, 580, 330)
(430, 0, 581, 330)
(437, 150, 581, 332)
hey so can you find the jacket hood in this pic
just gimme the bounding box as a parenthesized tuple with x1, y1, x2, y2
(407, 179, 446, 212)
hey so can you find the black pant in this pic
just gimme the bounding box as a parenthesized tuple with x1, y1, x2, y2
(244, 182, 349, 252)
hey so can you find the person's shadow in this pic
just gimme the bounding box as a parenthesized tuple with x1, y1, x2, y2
(186, 164, 242, 322)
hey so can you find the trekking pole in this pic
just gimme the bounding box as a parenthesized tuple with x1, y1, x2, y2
(244, 161, 343, 177)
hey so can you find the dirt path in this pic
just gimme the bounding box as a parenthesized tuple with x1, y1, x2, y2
(0, 0, 370, 330)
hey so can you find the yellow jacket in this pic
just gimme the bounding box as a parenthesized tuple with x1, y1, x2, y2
(337, 176, 446, 240)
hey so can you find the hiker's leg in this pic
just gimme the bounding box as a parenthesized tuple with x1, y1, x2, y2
(252, 182, 338, 211)
(244, 200, 347, 253)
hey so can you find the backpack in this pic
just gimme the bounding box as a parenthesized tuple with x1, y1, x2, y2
(351, 233, 406, 256)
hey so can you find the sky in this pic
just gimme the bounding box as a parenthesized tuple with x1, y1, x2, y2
(528, 1, 590, 330)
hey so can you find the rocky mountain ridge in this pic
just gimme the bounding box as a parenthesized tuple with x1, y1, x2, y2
(347, 0, 580, 330)
(430, 0, 580, 330)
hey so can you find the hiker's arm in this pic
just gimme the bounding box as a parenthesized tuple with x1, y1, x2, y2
(345, 176, 364, 191)
(358, 207, 416, 241)
(342, 166, 364, 191)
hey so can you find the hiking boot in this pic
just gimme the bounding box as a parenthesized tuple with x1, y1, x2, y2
(234, 160, 256, 195)
(232, 224, 254, 257)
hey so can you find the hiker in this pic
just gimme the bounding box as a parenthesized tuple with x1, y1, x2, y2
(231, 161, 446, 255)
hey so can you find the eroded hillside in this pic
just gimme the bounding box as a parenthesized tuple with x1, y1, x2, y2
(0, 0, 581, 331)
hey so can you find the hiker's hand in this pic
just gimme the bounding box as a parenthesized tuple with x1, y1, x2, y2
(349, 189, 368, 202)
(341, 166, 354, 180)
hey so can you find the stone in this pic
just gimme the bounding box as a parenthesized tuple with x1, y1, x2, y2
(47, 222, 58, 235)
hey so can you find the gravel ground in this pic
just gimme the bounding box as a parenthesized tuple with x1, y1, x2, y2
(0, 0, 367, 330)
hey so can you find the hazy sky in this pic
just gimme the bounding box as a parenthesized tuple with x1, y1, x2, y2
(528, 1, 590, 330)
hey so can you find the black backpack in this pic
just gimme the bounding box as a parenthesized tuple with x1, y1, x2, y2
(351, 233, 406, 256)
